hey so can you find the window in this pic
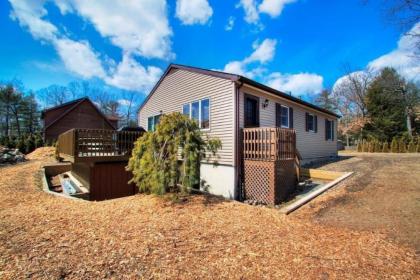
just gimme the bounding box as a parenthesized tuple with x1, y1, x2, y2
(325, 120, 334, 140)
(201, 99, 210, 129)
(308, 114, 314, 131)
(147, 114, 161, 131)
(182, 98, 210, 129)
(244, 94, 259, 128)
(281, 105, 289, 128)
(305, 113, 317, 132)
(191, 101, 199, 121)
(182, 104, 190, 116)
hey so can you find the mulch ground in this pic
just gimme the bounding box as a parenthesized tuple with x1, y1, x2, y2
(295, 152, 420, 253)
(0, 148, 418, 279)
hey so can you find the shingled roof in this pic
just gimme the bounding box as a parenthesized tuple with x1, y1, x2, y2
(139, 63, 340, 118)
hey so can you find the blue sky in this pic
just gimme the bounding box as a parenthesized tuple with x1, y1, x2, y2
(1, 0, 418, 103)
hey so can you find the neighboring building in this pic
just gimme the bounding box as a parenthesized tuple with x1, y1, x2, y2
(138, 64, 340, 200)
(42, 97, 118, 143)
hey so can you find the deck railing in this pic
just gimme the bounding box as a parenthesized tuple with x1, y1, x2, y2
(57, 128, 143, 162)
(243, 127, 296, 161)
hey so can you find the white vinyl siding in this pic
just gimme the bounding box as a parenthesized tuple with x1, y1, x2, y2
(139, 68, 235, 165)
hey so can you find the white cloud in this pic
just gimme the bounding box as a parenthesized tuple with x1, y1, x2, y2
(368, 23, 420, 82)
(117, 99, 132, 106)
(54, 38, 106, 79)
(176, 0, 213, 25)
(55, 0, 173, 59)
(236, 0, 260, 24)
(258, 0, 296, 18)
(266, 72, 324, 95)
(8, 0, 166, 92)
(9, 0, 57, 41)
(245, 39, 277, 64)
(222, 38, 276, 78)
(236, 0, 297, 25)
(225, 16, 235, 31)
(105, 54, 162, 92)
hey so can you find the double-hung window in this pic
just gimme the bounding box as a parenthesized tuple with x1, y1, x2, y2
(182, 98, 210, 129)
(280, 105, 289, 128)
(325, 119, 334, 141)
(147, 114, 161, 131)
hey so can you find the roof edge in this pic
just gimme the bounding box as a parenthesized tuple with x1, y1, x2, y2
(137, 63, 340, 119)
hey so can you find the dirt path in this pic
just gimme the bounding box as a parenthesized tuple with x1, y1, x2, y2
(0, 149, 418, 279)
(295, 153, 420, 253)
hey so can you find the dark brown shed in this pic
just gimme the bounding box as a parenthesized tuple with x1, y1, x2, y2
(42, 97, 118, 143)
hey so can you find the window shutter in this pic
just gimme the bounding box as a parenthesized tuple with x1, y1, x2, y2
(314, 115, 318, 133)
(332, 120, 335, 141)
(305, 113, 309, 131)
(325, 119, 328, 140)
(276, 103, 281, 127)
(289, 107, 294, 128)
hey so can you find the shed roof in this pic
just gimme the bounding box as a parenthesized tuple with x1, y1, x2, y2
(42, 97, 117, 130)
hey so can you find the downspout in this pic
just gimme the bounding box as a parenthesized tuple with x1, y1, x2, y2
(234, 80, 244, 201)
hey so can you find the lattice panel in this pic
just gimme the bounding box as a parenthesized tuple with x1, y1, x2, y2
(243, 159, 297, 205)
(243, 160, 275, 204)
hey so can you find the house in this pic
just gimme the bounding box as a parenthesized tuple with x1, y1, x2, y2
(138, 64, 340, 202)
(42, 97, 118, 143)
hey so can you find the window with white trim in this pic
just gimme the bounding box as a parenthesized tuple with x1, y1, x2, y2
(182, 98, 210, 129)
(280, 105, 289, 128)
(147, 115, 161, 131)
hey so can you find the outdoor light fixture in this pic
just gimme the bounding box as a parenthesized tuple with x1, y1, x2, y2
(262, 99, 269, 108)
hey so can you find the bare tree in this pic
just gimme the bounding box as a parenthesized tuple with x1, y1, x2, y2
(333, 64, 376, 141)
(119, 91, 139, 127)
(38, 84, 70, 107)
(363, 0, 420, 55)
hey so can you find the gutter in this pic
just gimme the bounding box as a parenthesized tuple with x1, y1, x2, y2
(234, 80, 244, 201)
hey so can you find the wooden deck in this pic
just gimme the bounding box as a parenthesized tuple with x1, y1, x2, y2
(57, 128, 143, 163)
(242, 127, 296, 161)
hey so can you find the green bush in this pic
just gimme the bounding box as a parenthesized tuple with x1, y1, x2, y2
(362, 139, 369, 152)
(408, 140, 416, 153)
(356, 141, 362, 152)
(16, 137, 25, 153)
(382, 142, 389, 153)
(24, 135, 35, 154)
(368, 141, 375, 153)
(374, 141, 381, 152)
(34, 134, 44, 148)
(391, 138, 399, 153)
(398, 138, 406, 153)
(127, 112, 221, 195)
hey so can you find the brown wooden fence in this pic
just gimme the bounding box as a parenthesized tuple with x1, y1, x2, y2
(57, 128, 143, 162)
(243, 127, 296, 161)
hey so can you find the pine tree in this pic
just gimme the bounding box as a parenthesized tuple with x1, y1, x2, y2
(127, 113, 221, 195)
(365, 68, 408, 141)
(391, 137, 399, 153)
